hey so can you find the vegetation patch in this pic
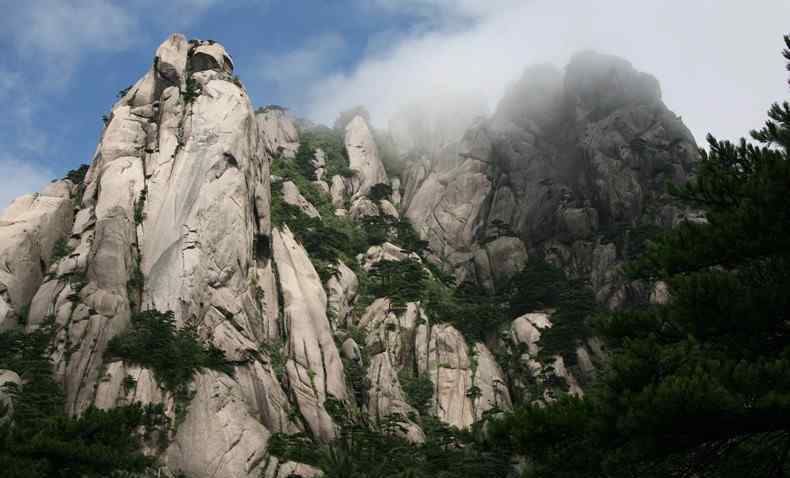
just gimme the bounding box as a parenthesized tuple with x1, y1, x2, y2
(295, 126, 354, 179)
(267, 403, 510, 478)
(367, 183, 393, 203)
(105, 310, 233, 394)
(51, 238, 74, 263)
(398, 368, 434, 415)
(0, 321, 166, 477)
(133, 187, 147, 225)
(366, 259, 427, 309)
(182, 76, 201, 103)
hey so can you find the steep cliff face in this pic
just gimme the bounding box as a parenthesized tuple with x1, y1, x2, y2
(0, 34, 700, 477)
(0, 34, 316, 478)
(401, 52, 698, 308)
(0, 184, 75, 330)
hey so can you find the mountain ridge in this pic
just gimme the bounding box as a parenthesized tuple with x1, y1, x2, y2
(0, 32, 698, 478)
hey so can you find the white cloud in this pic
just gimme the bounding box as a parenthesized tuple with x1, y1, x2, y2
(0, 0, 139, 84)
(306, 0, 790, 144)
(0, 157, 55, 213)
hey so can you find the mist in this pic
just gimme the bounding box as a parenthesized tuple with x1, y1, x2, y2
(301, 0, 790, 145)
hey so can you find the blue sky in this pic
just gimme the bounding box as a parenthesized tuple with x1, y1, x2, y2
(1, 0, 789, 208)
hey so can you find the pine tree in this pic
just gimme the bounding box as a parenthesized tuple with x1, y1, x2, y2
(491, 34, 790, 478)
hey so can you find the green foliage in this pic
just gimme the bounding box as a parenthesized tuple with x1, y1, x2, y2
(599, 222, 663, 261)
(359, 216, 390, 246)
(117, 85, 133, 99)
(268, 409, 511, 478)
(51, 238, 73, 263)
(506, 259, 596, 364)
(182, 76, 200, 103)
(106, 310, 233, 394)
(295, 125, 354, 179)
(0, 404, 162, 478)
(395, 218, 429, 254)
(367, 259, 427, 309)
(0, 322, 163, 477)
(126, 261, 144, 309)
(367, 183, 393, 203)
(133, 187, 147, 225)
(398, 369, 434, 415)
(492, 35, 790, 477)
(271, 186, 365, 282)
(260, 340, 287, 384)
(343, 358, 369, 407)
(421, 258, 595, 356)
(64, 164, 89, 185)
(63, 164, 90, 207)
(482, 219, 517, 244)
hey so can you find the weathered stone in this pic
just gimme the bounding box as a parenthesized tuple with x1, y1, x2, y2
(167, 372, 274, 478)
(367, 351, 425, 443)
(327, 260, 358, 327)
(345, 116, 388, 197)
(418, 324, 510, 428)
(329, 175, 348, 209)
(349, 196, 379, 220)
(281, 181, 320, 218)
(273, 226, 347, 441)
(256, 106, 299, 159)
(362, 243, 421, 271)
(0, 192, 74, 328)
(379, 199, 400, 219)
(191, 42, 234, 74)
(155, 33, 189, 88)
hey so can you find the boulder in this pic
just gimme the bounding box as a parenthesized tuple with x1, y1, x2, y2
(362, 243, 421, 271)
(281, 181, 320, 218)
(349, 196, 379, 220)
(191, 42, 234, 74)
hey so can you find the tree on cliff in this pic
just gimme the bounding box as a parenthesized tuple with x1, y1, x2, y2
(491, 34, 790, 478)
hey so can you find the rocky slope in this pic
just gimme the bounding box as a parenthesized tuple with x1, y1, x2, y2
(400, 52, 698, 307)
(0, 35, 697, 477)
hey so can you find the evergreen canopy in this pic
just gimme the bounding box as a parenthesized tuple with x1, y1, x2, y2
(491, 34, 790, 478)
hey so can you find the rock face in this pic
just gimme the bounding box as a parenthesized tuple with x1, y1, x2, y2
(256, 106, 299, 159)
(282, 181, 320, 218)
(0, 188, 74, 329)
(326, 260, 358, 327)
(345, 115, 388, 197)
(273, 226, 348, 441)
(0, 34, 700, 477)
(417, 323, 511, 428)
(401, 52, 698, 304)
(0, 34, 305, 478)
(504, 312, 599, 402)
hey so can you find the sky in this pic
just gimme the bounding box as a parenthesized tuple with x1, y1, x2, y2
(1, 0, 788, 208)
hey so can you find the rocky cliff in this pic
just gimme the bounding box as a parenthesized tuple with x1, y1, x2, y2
(400, 52, 698, 307)
(0, 35, 697, 477)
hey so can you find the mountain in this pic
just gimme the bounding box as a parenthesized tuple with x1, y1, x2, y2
(0, 33, 698, 477)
